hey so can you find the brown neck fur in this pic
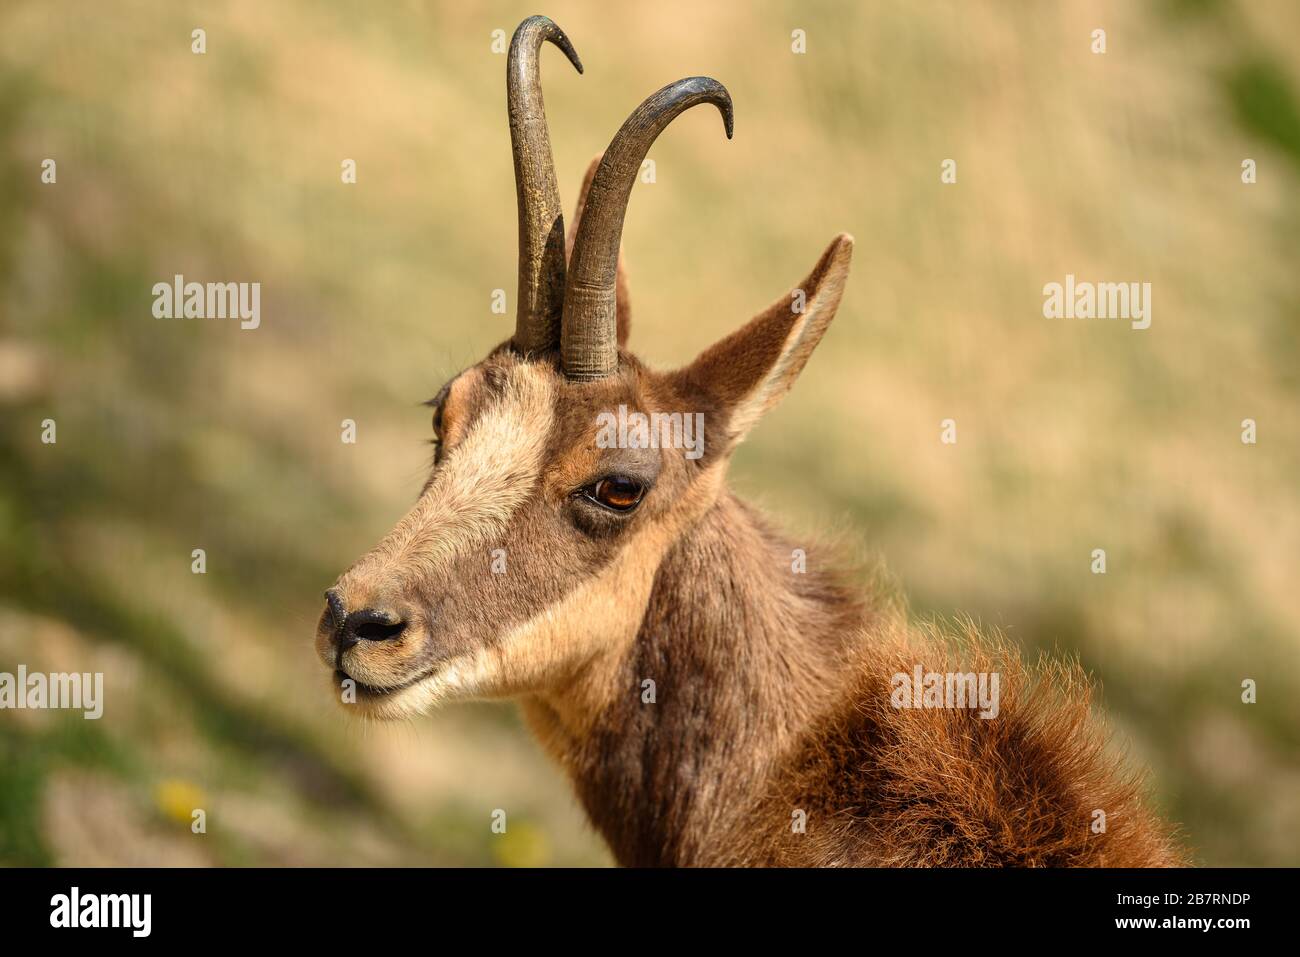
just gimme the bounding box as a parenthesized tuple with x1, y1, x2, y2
(524, 489, 866, 866)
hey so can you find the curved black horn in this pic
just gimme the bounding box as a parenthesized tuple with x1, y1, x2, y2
(562, 77, 733, 381)
(508, 16, 582, 355)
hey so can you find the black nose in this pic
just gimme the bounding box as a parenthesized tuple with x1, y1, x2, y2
(326, 592, 408, 652)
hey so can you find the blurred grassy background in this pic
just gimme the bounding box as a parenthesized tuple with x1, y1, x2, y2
(1, 0, 1297, 867)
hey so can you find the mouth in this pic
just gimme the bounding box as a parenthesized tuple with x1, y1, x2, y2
(333, 666, 436, 699)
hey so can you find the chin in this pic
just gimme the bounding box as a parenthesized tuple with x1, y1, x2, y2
(328, 659, 473, 721)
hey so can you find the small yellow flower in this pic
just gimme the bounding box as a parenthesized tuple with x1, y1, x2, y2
(492, 820, 550, 868)
(154, 778, 206, 827)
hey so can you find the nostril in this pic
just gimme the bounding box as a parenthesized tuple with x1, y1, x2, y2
(353, 619, 407, 642)
(343, 609, 407, 644)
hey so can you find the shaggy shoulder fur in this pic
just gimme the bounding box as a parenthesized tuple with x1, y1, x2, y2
(721, 626, 1188, 866)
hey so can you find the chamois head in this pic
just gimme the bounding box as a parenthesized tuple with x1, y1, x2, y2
(315, 16, 853, 719)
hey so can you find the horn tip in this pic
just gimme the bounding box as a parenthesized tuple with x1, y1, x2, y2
(512, 16, 584, 74)
(555, 32, 584, 75)
(698, 77, 734, 139)
(548, 19, 584, 75)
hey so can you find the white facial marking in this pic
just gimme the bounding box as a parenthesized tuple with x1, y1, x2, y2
(341, 365, 555, 599)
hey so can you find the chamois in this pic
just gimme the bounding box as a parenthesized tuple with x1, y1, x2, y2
(316, 16, 1186, 867)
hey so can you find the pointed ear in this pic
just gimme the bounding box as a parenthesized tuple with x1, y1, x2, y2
(672, 233, 853, 450)
(567, 154, 632, 347)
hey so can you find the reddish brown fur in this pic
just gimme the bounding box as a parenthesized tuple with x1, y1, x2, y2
(524, 489, 1187, 867)
(727, 631, 1186, 866)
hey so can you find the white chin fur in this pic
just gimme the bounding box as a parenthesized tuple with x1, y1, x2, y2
(343, 658, 477, 721)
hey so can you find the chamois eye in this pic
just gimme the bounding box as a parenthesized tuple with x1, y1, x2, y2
(585, 476, 645, 512)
